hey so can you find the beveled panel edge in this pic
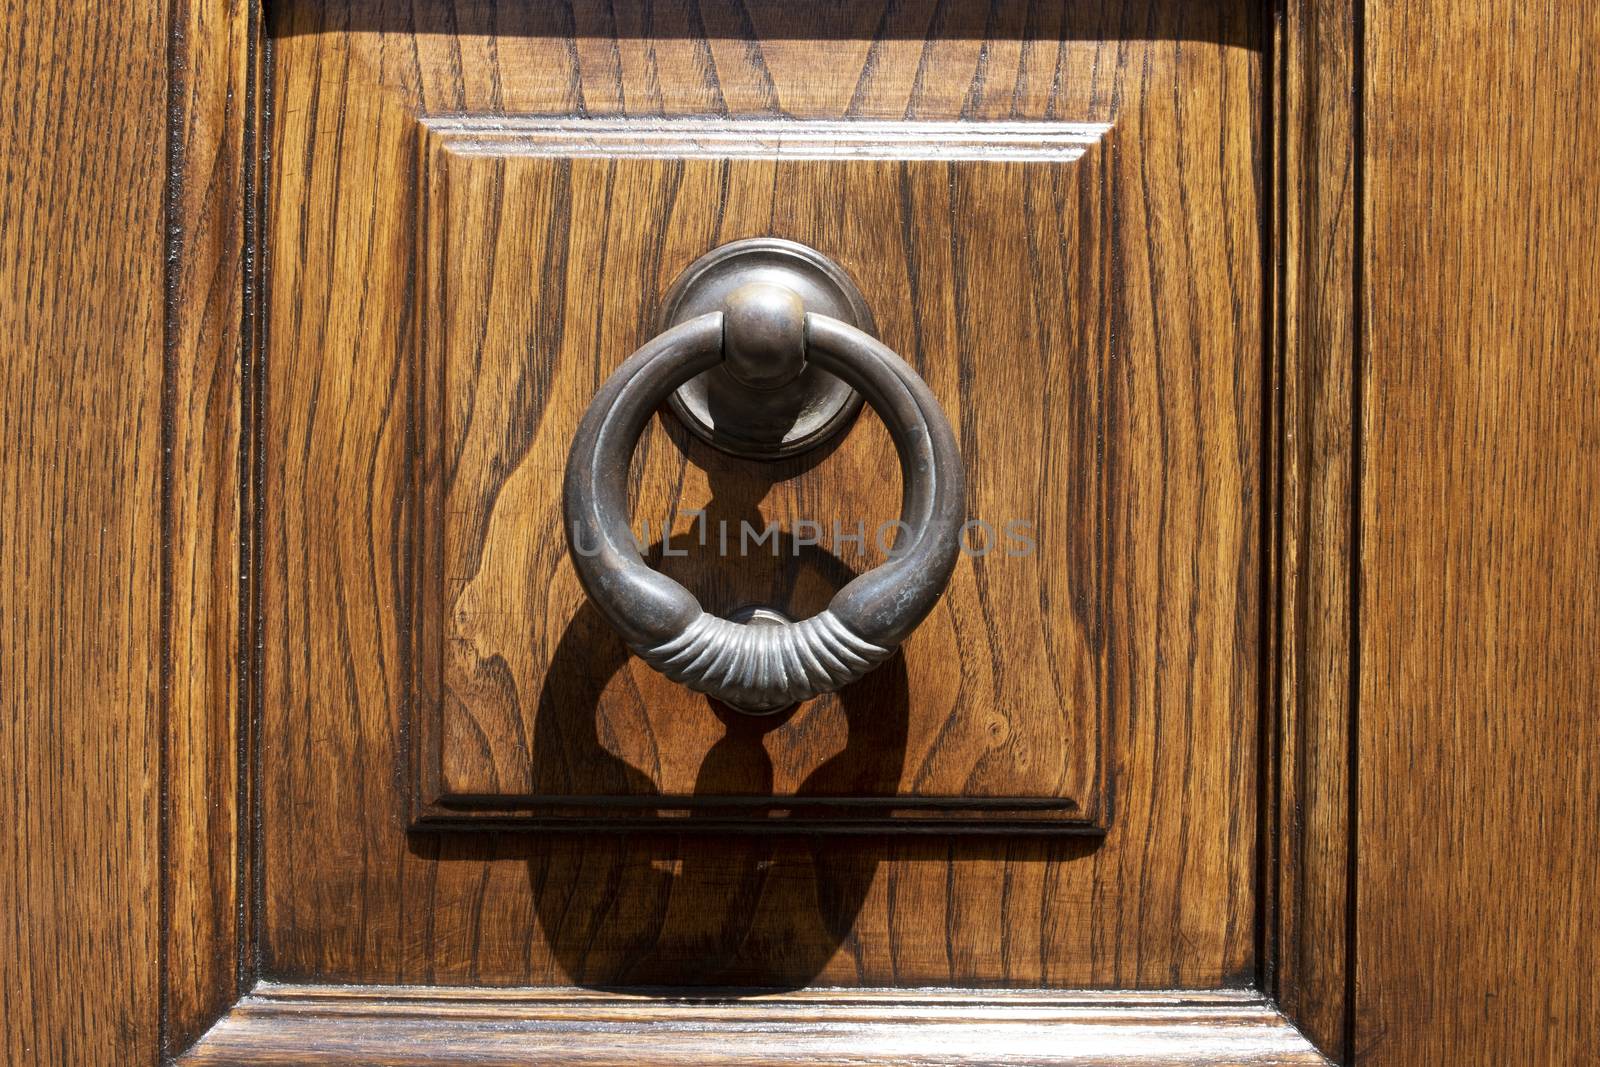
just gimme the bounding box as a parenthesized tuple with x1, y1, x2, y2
(423, 115, 1112, 162)
(1263, 0, 1360, 1061)
(178, 983, 1329, 1066)
(162, 0, 266, 1056)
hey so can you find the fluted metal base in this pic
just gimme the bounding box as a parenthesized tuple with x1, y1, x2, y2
(637, 607, 892, 714)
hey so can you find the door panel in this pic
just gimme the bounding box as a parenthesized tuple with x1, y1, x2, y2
(261, 0, 1262, 990)
(418, 128, 1114, 827)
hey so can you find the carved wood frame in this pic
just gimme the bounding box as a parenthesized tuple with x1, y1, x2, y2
(161, 0, 1359, 1061)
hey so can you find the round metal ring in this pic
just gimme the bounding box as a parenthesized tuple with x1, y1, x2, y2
(563, 311, 964, 713)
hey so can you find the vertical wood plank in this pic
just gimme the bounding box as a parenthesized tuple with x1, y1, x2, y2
(0, 1, 168, 1062)
(1361, 0, 1600, 1061)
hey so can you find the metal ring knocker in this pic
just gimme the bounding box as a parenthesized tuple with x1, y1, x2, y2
(562, 240, 964, 713)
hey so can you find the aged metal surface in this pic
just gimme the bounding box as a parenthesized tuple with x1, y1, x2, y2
(659, 238, 874, 459)
(564, 266, 964, 711)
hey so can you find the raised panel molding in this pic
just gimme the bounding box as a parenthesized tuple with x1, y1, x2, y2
(410, 117, 1117, 831)
(179, 984, 1328, 1066)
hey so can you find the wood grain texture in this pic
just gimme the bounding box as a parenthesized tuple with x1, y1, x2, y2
(178, 984, 1329, 1066)
(0, 0, 167, 1062)
(1265, 0, 1356, 1059)
(418, 126, 1114, 829)
(261, 0, 1265, 991)
(165, 0, 261, 1053)
(272, 0, 1253, 123)
(1359, 0, 1600, 1062)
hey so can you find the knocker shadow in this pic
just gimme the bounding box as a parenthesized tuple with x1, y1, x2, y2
(523, 436, 911, 988)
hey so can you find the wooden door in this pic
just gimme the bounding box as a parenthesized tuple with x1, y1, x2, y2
(7, 0, 1600, 1064)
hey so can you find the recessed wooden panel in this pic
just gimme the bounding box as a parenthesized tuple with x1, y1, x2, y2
(415, 122, 1114, 828)
(262, 0, 1264, 990)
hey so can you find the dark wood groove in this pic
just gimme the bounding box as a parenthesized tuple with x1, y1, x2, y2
(1343, 4, 1364, 1063)
(159, 0, 184, 1055)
